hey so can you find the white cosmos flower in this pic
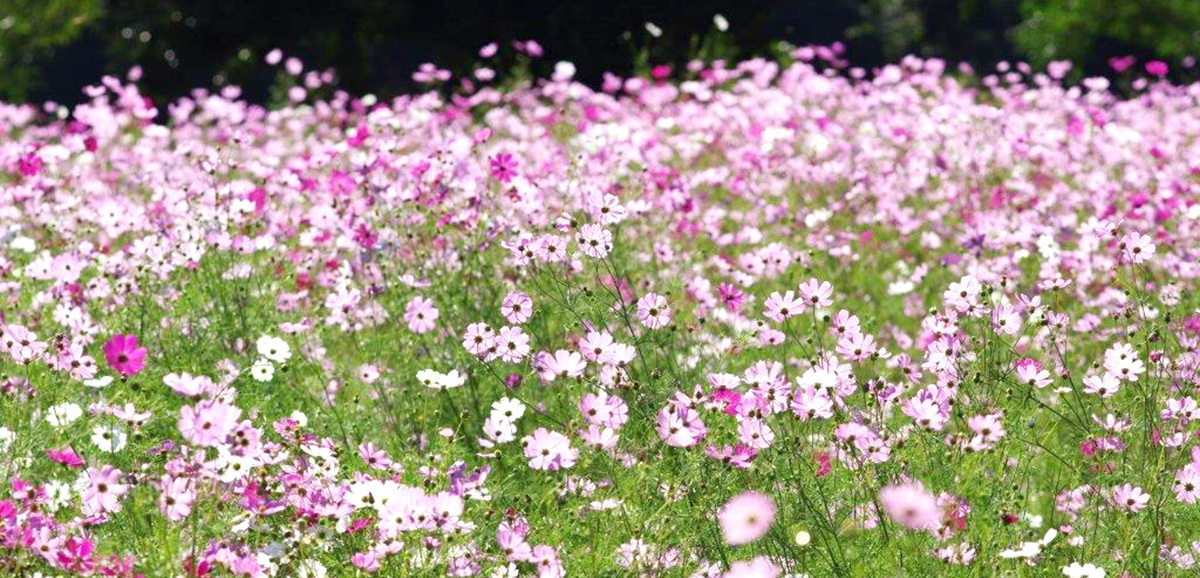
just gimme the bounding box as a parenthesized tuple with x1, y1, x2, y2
(297, 560, 328, 578)
(251, 358, 275, 382)
(440, 369, 467, 389)
(418, 368, 466, 389)
(91, 423, 128, 453)
(797, 366, 839, 391)
(483, 417, 517, 444)
(289, 410, 308, 427)
(490, 397, 526, 423)
(0, 426, 13, 452)
(10, 236, 36, 252)
(417, 369, 443, 389)
(216, 449, 258, 483)
(999, 528, 1057, 559)
(490, 563, 519, 578)
(46, 402, 83, 427)
(43, 479, 72, 512)
(256, 335, 292, 363)
(84, 376, 114, 389)
(1062, 562, 1106, 578)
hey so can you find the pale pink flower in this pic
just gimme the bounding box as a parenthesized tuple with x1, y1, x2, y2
(718, 491, 775, 545)
(405, 296, 440, 334)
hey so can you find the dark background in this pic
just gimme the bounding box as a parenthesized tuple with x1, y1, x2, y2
(3, 0, 1200, 105)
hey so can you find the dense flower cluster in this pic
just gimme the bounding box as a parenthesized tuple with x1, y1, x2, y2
(0, 40, 1197, 577)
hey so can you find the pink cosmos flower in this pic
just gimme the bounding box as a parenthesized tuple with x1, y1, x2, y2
(495, 326, 531, 363)
(501, 291, 534, 324)
(580, 423, 619, 450)
(763, 290, 804, 323)
(1112, 484, 1149, 512)
(489, 153, 518, 182)
(880, 483, 941, 531)
(522, 428, 577, 471)
(17, 153, 43, 177)
(718, 491, 775, 545)
(405, 296, 440, 334)
(942, 275, 981, 312)
(57, 536, 96, 574)
(351, 551, 381, 572)
(462, 322, 496, 356)
(178, 400, 242, 447)
(1174, 464, 1200, 503)
(1104, 342, 1145, 382)
(836, 331, 876, 361)
(576, 224, 613, 258)
(538, 349, 587, 381)
(157, 475, 195, 521)
(1109, 55, 1136, 72)
(103, 334, 148, 376)
(967, 413, 1006, 447)
(82, 465, 128, 515)
(1120, 232, 1156, 263)
(798, 278, 834, 308)
(636, 293, 671, 329)
(737, 418, 775, 449)
(47, 447, 85, 468)
(1082, 373, 1120, 398)
(579, 330, 615, 362)
(991, 304, 1021, 336)
(656, 406, 706, 447)
(706, 444, 758, 469)
(1014, 358, 1052, 388)
(163, 372, 215, 397)
(529, 544, 564, 577)
(791, 385, 834, 420)
(722, 557, 779, 578)
(718, 283, 745, 312)
(359, 442, 394, 470)
(814, 452, 832, 477)
(3, 324, 47, 364)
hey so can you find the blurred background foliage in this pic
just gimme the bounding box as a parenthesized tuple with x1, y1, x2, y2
(1, 0, 1199, 105)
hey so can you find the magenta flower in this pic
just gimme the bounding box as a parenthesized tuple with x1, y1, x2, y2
(718, 283, 745, 312)
(47, 447, 85, 468)
(103, 334, 147, 376)
(56, 536, 96, 573)
(489, 153, 518, 182)
(17, 153, 43, 177)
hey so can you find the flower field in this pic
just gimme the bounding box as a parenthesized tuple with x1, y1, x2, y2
(1, 46, 1199, 578)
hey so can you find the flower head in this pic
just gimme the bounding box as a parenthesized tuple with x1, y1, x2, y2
(103, 334, 148, 376)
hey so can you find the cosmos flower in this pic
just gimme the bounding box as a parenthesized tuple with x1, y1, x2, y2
(718, 491, 776, 545)
(522, 428, 577, 471)
(1112, 484, 1150, 513)
(405, 296, 440, 334)
(636, 293, 671, 329)
(880, 483, 941, 531)
(178, 400, 242, 447)
(103, 334, 148, 376)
